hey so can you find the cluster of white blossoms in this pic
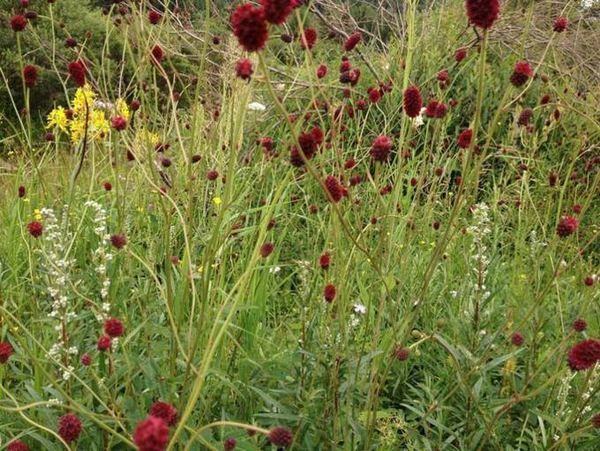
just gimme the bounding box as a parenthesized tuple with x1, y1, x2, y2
(39, 207, 77, 381)
(85, 200, 113, 321)
(466, 203, 492, 302)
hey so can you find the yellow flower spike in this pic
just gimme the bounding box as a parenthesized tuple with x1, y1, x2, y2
(46, 106, 69, 132)
(212, 196, 222, 206)
(116, 98, 130, 120)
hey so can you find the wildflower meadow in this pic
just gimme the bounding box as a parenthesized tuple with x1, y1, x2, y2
(0, 0, 599, 449)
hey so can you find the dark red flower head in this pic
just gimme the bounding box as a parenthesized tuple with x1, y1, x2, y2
(23, 65, 38, 88)
(316, 64, 327, 79)
(80, 353, 92, 366)
(224, 436, 237, 451)
(133, 416, 169, 451)
(393, 345, 410, 361)
(573, 319, 587, 332)
(465, 0, 500, 29)
(261, 0, 295, 25)
(7, 440, 29, 451)
(324, 176, 345, 203)
(0, 341, 13, 364)
(18, 185, 26, 198)
(235, 58, 253, 80)
(149, 401, 178, 427)
(553, 16, 568, 33)
(319, 252, 331, 269)
(110, 233, 127, 249)
(457, 129, 473, 149)
(403, 85, 422, 118)
(58, 414, 82, 443)
(567, 339, 600, 371)
(370, 135, 393, 162)
(511, 332, 524, 346)
(231, 4, 268, 52)
(10, 15, 28, 32)
(111, 115, 128, 131)
(268, 426, 293, 448)
(97, 335, 112, 351)
(67, 60, 87, 87)
(260, 242, 274, 258)
(104, 318, 124, 337)
(344, 31, 362, 51)
(300, 27, 317, 50)
(517, 108, 533, 126)
(27, 221, 43, 238)
(510, 61, 533, 87)
(151, 45, 164, 64)
(556, 216, 578, 238)
(455, 48, 467, 62)
(592, 414, 600, 429)
(148, 10, 162, 25)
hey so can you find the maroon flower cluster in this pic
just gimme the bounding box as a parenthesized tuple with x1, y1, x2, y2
(324, 176, 345, 203)
(457, 129, 473, 149)
(344, 31, 362, 52)
(268, 426, 293, 448)
(7, 440, 29, 451)
(300, 27, 317, 50)
(133, 416, 169, 451)
(58, 414, 82, 443)
(149, 401, 178, 427)
(261, 0, 295, 25)
(424, 100, 447, 119)
(556, 216, 578, 237)
(403, 85, 422, 118)
(465, 0, 500, 29)
(290, 127, 323, 166)
(567, 339, 600, 371)
(370, 135, 393, 162)
(510, 61, 533, 87)
(23, 65, 38, 88)
(67, 60, 87, 87)
(0, 341, 13, 363)
(231, 4, 269, 52)
(553, 16, 568, 33)
(235, 58, 253, 80)
(10, 15, 28, 32)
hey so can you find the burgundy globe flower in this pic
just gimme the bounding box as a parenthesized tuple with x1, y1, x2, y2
(592, 414, 600, 429)
(10, 15, 28, 32)
(133, 416, 169, 451)
(149, 401, 178, 427)
(323, 283, 337, 303)
(567, 339, 600, 371)
(18, 185, 26, 198)
(7, 440, 29, 451)
(131, 99, 141, 111)
(393, 345, 410, 361)
(23, 65, 38, 88)
(425, 100, 440, 118)
(97, 335, 112, 352)
(235, 58, 253, 80)
(80, 353, 92, 366)
(510, 61, 534, 87)
(556, 216, 578, 238)
(104, 318, 124, 337)
(465, 0, 500, 29)
(511, 332, 524, 346)
(455, 48, 467, 62)
(27, 221, 43, 238)
(103, 181, 112, 191)
(344, 31, 362, 51)
(434, 102, 448, 118)
(111, 115, 128, 131)
(517, 108, 533, 126)
(300, 27, 317, 50)
(573, 319, 587, 332)
(324, 175, 345, 202)
(261, 0, 295, 25)
(207, 170, 219, 181)
(319, 252, 331, 269)
(231, 4, 268, 52)
(224, 436, 237, 451)
(0, 341, 13, 364)
(151, 45, 164, 64)
(260, 242, 274, 258)
(370, 135, 393, 162)
(553, 16, 568, 33)
(403, 85, 422, 118)
(148, 9, 162, 25)
(316, 64, 327, 79)
(65, 37, 77, 48)
(58, 414, 82, 443)
(67, 60, 86, 87)
(268, 426, 293, 448)
(368, 87, 381, 103)
(457, 129, 473, 149)
(110, 233, 127, 249)
(6, 440, 29, 451)
(584, 276, 596, 287)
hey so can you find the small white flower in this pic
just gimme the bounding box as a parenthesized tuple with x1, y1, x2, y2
(353, 303, 367, 315)
(269, 266, 281, 274)
(248, 102, 266, 112)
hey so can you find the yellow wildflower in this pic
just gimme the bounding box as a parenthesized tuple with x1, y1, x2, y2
(116, 98, 130, 120)
(72, 84, 95, 115)
(212, 197, 222, 206)
(46, 107, 69, 132)
(33, 209, 42, 221)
